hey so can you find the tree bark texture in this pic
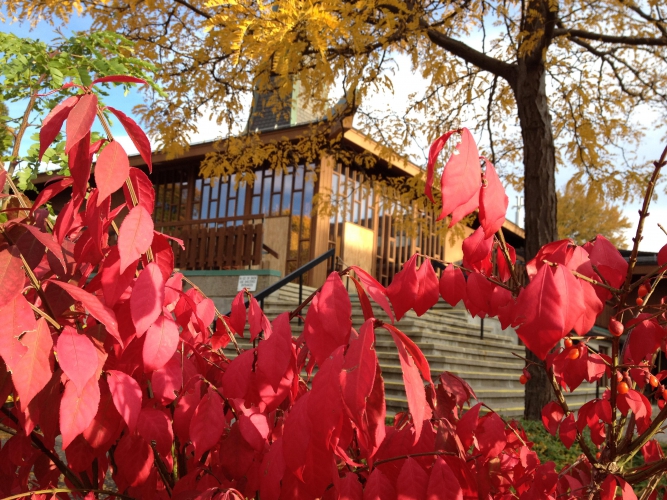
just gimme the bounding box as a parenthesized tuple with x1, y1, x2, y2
(514, 57, 559, 420)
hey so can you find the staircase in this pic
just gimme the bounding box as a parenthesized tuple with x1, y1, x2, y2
(225, 282, 599, 417)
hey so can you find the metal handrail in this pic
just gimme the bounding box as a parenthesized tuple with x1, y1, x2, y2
(223, 247, 335, 316)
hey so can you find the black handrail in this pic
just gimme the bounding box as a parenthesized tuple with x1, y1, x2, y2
(223, 247, 335, 316)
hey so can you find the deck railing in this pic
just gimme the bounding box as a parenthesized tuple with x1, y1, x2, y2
(157, 215, 264, 270)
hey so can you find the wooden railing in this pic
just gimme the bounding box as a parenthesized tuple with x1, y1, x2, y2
(156, 215, 264, 270)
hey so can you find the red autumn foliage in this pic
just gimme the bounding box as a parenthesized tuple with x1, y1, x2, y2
(0, 79, 666, 500)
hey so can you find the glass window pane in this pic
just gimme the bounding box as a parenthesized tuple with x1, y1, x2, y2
(201, 182, 210, 219)
(253, 170, 263, 194)
(228, 199, 236, 217)
(295, 165, 304, 190)
(192, 179, 203, 219)
(252, 196, 260, 214)
(237, 183, 246, 216)
(262, 175, 271, 215)
(282, 173, 292, 214)
(272, 194, 280, 215)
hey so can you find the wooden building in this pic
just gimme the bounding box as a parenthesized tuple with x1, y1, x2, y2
(129, 118, 525, 292)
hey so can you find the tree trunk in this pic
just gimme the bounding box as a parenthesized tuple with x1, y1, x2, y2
(514, 59, 558, 420)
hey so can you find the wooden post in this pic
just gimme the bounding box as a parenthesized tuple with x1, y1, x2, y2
(309, 154, 334, 287)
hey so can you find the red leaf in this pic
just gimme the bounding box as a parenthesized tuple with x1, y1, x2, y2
(0, 294, 35, 371)
(56, 326, 99, 393)
(94, 141, 130, 205)
(476, 412, 507, 458)
(238, 405, 270, 450)
(514, 265, 566, 360)
(341, 319, 377, 418)
(414, 259, 439, 316)
(131, 262, 165, 336)
(221, 348, 254, 399)
(107, 106, 153, 172)
(456, 403, 481, 449)
(349, 275, 376, 321)
(438, 128, 480, 222)
(123, 168, 155, 215)
(282, 392, 312, 481)
(92, 75, 148, 85)
(190, 386, 225, 460)
(40, 95, 79, 160)
(386, 254, 418, 321)
(249, 296, 270, 341)
(136, 408, 173, 458)
(47, 280, 121, 345)
(229, 290, 246, 336)
(259, 438, 285, 500)
(118, 205, 154, 273)
(558, 413, 577, 449)
(391, 332, 429, 443)
(364, 468, 396, 500)
(147, 232, 175, 282)
(462, 227, 493, 269)
(439, 264, 466, 307)
(100, 247, 137, 308)
(541, 402, 565, 436)
(478, 159, 508, 238)
(350, 266, 394, 322)
(173, 379, 202, 443)
(151, 352, 182, 405)
(66, 94, 98, 153)
(586, 235, 628, 289)
(107, 369, 142, 432)
(143, 315, 179, 372)
(60, 378, 100, 449)
(425, 130, 456, 203)
(257, 312, 292, 392)
(303, 272, 352, 366)
(449, 189, 481, 228)
(68, 131, 92, 198)
(426, 457, 463, 500)
(641, 440, 664, 463)
(396, 458, 428, 500)
(114, 432, 153, 487)
(83, 379, 123, 451)
(339, 473, 363, 500)
(31, 177, 74, 213)
(556, 266, 587, 335)
(383, 323, 432, 384)
(0, 246, 26, 305)
(658, 243, 667, 266)
(20, 224, 67, 274)
(12, 318, 53, 408)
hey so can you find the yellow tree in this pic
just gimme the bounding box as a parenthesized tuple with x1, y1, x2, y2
(6, 0, 667, 418)
(558, 181, 632, 248)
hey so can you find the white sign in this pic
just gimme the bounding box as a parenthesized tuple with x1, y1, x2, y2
(237, 275, 258, 292)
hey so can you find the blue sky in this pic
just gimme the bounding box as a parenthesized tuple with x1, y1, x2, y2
(2, 14, 666, 252)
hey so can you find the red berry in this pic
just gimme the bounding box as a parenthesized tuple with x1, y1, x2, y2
(618, 382, 630, 395)
(567, 348, 580, 360)
(564, 338, 573, 348)
(650, 375, 659, 388)
(595, 452, 601, 460)
(662, 389, 667, 400)
(519, 375, 528, 385)
(608, 318, 624, 337)
(636, 297, 644, 306)
(660, 400, 666, 410)
(638, 285, 649, 297)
